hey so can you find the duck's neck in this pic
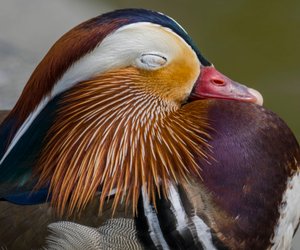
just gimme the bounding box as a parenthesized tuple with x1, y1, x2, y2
(34, 71, 211, 216)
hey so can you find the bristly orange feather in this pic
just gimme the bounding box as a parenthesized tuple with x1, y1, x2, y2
(34, 67, 212, 217)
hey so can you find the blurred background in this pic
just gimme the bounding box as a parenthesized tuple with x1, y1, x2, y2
(0, 0, 299, 247)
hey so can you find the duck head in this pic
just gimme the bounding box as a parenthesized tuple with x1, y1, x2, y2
(0, 9, 263, 216)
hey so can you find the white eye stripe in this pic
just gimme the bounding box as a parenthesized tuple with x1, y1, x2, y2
(136, 53, 168, 70)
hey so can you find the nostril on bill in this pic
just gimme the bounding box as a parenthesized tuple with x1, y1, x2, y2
(211, 78, 225, 86)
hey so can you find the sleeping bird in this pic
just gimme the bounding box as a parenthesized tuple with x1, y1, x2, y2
(0, 9, 299, 250)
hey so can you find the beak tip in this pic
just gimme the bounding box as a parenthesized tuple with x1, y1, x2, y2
(249, 88, 264, 106)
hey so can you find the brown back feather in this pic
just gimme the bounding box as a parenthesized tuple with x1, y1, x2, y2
(4, 19, 125, 144)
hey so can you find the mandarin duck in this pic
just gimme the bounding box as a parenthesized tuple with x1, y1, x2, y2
(0, 8, 299, 250)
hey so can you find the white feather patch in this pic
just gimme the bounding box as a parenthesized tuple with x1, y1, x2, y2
(191, 216, 217, 250)
(168, 183, 189, 231)
(142, 186, 170, 249)
(271, 171, 300, 250)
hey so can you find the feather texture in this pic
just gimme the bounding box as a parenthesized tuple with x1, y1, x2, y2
(34, 68, 212, 216)
(0, 8, 299, 249)
(45, 219, 143, 250)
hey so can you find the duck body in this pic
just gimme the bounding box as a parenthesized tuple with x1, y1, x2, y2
(0, 8, 299, 250)
(0, 100, 298, 250)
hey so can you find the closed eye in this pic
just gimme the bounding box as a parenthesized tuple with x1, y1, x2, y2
(135, 53, 168, 70)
